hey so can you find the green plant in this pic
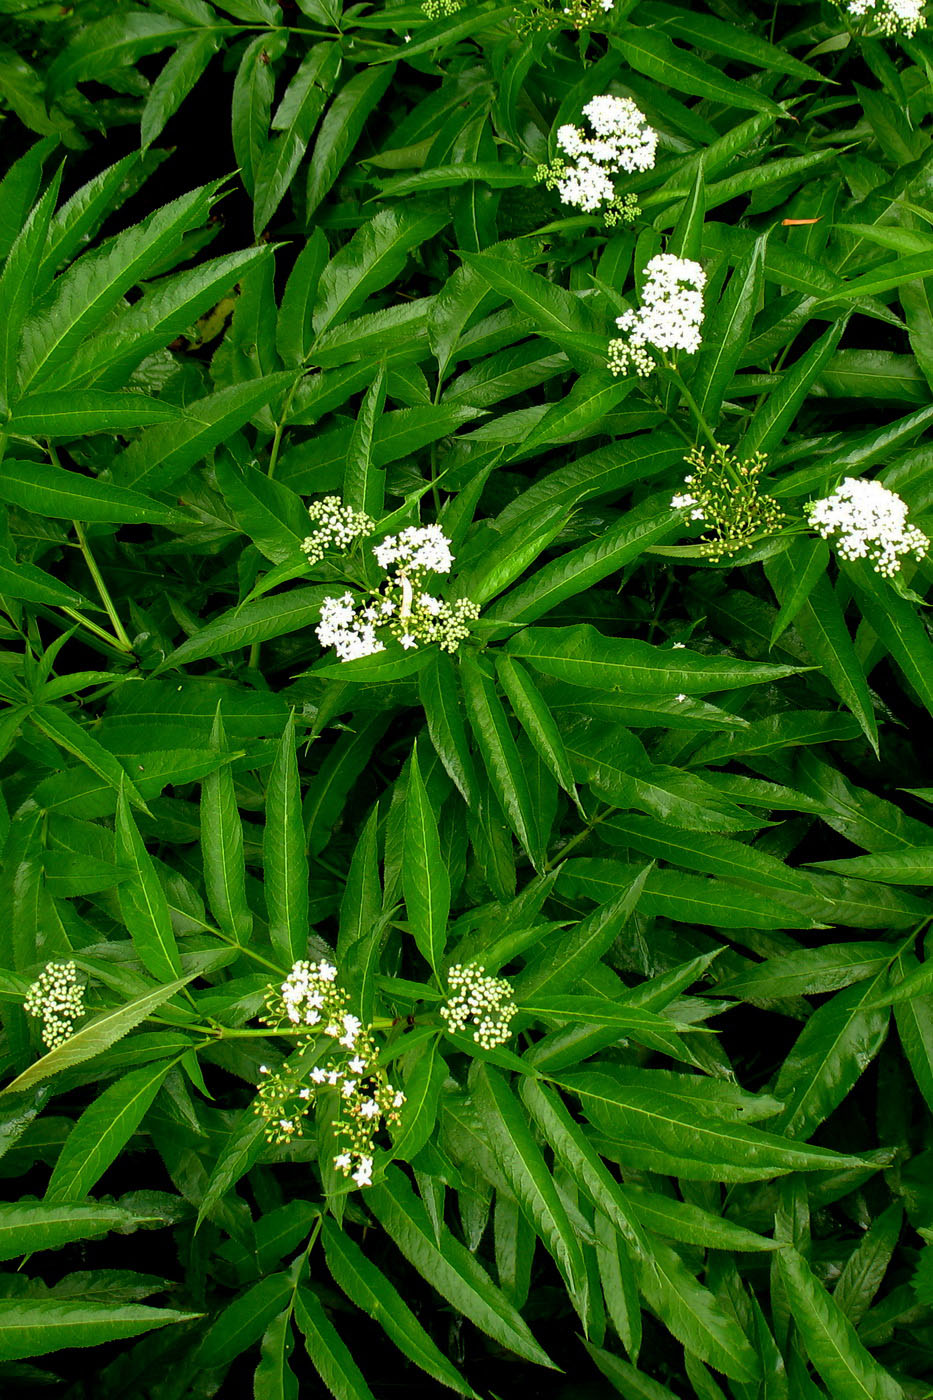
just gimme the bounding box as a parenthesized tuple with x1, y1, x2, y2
(3, 1, 933, 1396)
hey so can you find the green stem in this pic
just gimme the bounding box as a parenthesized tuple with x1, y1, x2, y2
(544, 805, 612, 872)
(267, 375, 302, 481)
(653, 395, 693, 449)
(251, 376, 304, 674)
(645, 576, 675, 644)
(47, 440, 135, 654)
(429, 442, 442, 515)
(168, 916, 289, 976)
(71, 518, 135, 653)
(209, 935, 287, 976)
(59, 606, 133, 653)
(169, 1015, 402, 1040)
(663, 361, 722, 457)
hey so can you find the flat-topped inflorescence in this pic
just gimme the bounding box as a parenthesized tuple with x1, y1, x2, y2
(316, 524, 479, 662)
(255, 959, 404, 1188)
(845, 0, 924, 36)
(536, 93, 656, 223)
(608, 253, 706, 377)
(806, 477, 929, 578)
(372, 523, 453, 575)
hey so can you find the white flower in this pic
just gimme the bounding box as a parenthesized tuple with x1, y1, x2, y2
(373, 523, 453, 575)
(581, 95, 658, 171)
(846, 0, 924, 35)
(352, 1155, 374, 1187)
(256, 959, 403, 1167)
(316, 593, 385, 662)
(609, 253, 706, 376)
(556, 96, 657, 181)
(549, 96, 657, 216)
(316, 524, 476, 663)
(806, 477, 928, 578)
(556, 122, 585, 157)
(675, 694, 687, 703)
(557, 161, 616, 213)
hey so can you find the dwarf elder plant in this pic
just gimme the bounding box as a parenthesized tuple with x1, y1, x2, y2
(3, 0, 933, 1396)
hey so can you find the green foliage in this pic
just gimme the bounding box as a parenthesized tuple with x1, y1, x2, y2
(1, 0, 933, 1396)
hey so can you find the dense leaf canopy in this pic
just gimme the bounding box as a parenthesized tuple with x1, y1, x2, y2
(1, 0, 933, 1396)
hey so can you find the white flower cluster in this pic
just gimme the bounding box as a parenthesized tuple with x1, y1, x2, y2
(806, 477, 929, 578)
(440, 964, 517, 1050)
(845, 0, 924, 36)
(672, 488, 706, 521)
(317, 592, 386, 662)
(255, 959, 405, 1188)
(316, 525, 480, 662)
(608, 253, 706, 377)
(423, 0, 460, 15)
(24, 961, 85, 1049)
(559, 96, 658, 175)
(559, 0, 614, 30)
(373, 523, 453, 574)
(301, 496, 374, 566)
(537, 95, 656, 221)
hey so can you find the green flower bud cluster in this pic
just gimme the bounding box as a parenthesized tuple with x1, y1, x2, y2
(671, 443, 786, 560)
(603, 193, 640, 227)
(24, 960, 85, 1049)
(440, 963, 517, 1049)
(301, 496, 375, 567)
